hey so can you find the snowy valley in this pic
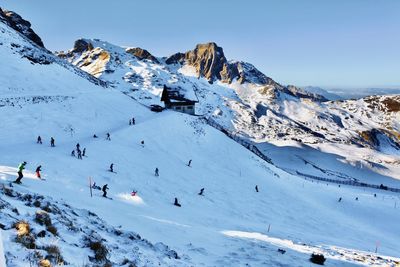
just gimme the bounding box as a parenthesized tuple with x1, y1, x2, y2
(1, 7, 400, 267)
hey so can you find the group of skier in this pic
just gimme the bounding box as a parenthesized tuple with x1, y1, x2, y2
(71, 143, 86, 159)
(16, 125, 259, 205)
(14, 162, 42, 184)
(36, 136, 55, 147)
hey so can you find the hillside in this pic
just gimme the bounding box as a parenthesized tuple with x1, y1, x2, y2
(1, 9, 400, 267)
(59, 38, 400, 186)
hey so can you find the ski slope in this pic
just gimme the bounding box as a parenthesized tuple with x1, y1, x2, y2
(0, 14, 400, 267)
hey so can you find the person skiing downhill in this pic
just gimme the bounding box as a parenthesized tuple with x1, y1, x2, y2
(155, 168, 159, 176)
(102, 184, 109, 197)
(174, 198, 181, 207)
(50, 137, 55, 147)
(187, 159, 192, 167)
(109, 163, 114, 173)
(106, 133, 111, 141)
(77, 149, 82, 160)
(255, 185, 259, 192)
(198, 188, 204, 196)
(82, 148, 86, 157)
(35, 165, 42, 179)
(37, 136, 42, 144)
(14, 161, 27, 184)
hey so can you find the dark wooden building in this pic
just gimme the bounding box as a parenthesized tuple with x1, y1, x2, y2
(161, 85, 197, 115)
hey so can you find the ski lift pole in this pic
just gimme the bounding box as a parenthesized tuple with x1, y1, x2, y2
(89, 177, 93, 198)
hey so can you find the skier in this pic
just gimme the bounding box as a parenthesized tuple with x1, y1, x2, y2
(155, 168, 159, 176)
(77, 149, 82, 160)
(109, 163, 114, 173)
(355, 197, 359, 201)
(174, 197, 181, 207)
(93, 134, 98, 138)
(132, 117, 135, 125)
(35, 165, 42, 179)
(76, 143, 80, 151)
(198, 188, 204, 196)
(82, 148, 86, 157)
(50, 137, 55, 147)
(131, 190, 137, 196)
(140, 140, 144, 147)
(14, 161, 27, 184)
(37, 136, 42, 144)
(71, 150, 75, 157)
(129, 119, 132, 126)
(338, 197, 342, 202)
(102, 184, 109, 197)
(92, 182, 101, 190)
(106, 133, 111, 141)
(255, 185, 259, 192)
(187, 159, 192, 167)
(374, 193, 377, 197)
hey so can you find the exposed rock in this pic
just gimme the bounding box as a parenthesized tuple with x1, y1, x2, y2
(166, 42, 281, 86)
(72, 39, 94, 53)
(126, 47, 159, 63)
(0, 8, 44, 47)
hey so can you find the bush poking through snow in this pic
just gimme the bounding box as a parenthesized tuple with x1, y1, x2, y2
(14, 221, 36, 249)
(38, 258, 51, 267)
(310, 253, 326, 265)
(35, 210, 52, 227)
(43, 245, 64, 265)
(84, 235, 109, 263)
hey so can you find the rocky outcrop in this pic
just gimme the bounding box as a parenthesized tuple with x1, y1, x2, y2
(166, 42, 237, 83)
(0, 8, 44, 48)
(166, 42, 283, 87)
(126, 47, 159, 63)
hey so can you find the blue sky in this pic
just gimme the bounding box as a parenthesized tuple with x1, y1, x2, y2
(2, 0, 400, 88)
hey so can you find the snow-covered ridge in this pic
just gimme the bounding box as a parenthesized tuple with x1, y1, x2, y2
(1, 9, 400, 267)
(60, 37, 400, 184)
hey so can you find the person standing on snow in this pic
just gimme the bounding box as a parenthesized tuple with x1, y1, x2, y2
(37, 136, 42, 144)
(155, 168, 159, 176)
(71, 150, 75, 157)
(82, 148, 86, 157)
(14, 161, 27, 184)
(77, 149, 82, 160)
(50, 137, 55, 147)
(102, 184, 109, 197)
(132, 117, 135, 125)
(198, 188, 204, 196)
(187, 159, 192, 167)
(109, 163, 114, 173)
(106, 133, 111, 141)
(76, 143, 80, 151)
(35, 165, 42, 179)
(255, 185, 259, 192)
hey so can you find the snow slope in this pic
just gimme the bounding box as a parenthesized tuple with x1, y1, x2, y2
(1, 12, 400, 267)
(60, 39, 400, 186)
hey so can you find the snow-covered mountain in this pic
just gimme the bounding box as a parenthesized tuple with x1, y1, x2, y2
(59, 38, 400, 185)
(1, 9, 400, 267)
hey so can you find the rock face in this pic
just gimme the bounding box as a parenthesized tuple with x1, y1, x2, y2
(0, 8, 44, 48)
(126, 47, 159, 63)
(166, 42, 284, 87)
(166, 42, 238, 83)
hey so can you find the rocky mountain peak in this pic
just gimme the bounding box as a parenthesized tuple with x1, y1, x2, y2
(0, 8, 44, 48)
(72, 39, 94, 53)
(125, 47, 159, 63)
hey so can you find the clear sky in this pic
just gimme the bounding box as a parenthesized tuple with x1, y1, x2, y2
(1, 0, 399, 88)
